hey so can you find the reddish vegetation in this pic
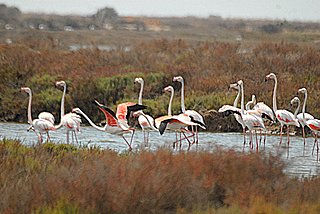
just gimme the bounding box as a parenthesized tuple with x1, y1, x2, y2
(1, 39, 320, 132)
(1, 140, 320, 213)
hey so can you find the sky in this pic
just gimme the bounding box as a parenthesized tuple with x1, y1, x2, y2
(2, 0, 320, 21)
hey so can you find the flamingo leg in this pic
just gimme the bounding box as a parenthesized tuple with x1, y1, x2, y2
(196, 126, 199, 145)
(302, 126, 306, 147)
(243, 128, 246, 146)
(46, 131, 51, 143)
(66, 130, 69, 144)
(174, 132, 178, 149)
(122, 135, 133, 151)
(279, 125, 283, 145)
(249, 130, 253, 149)
(181, 131, 192, 151)
(146, 131, 149, 147)
(129, 129, 135, 146)
(264, 132, 266, 148)
(255, 131, 258, 152)
(71, 131, 74, 144)
(312, 134, 316, 156)
(287, 125, 290, 146)
(179, 132, 182, 150)
(74, 131, 79, 144)
(143, 130, 146, 146)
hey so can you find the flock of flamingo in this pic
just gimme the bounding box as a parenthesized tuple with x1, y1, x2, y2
(20, 73, 320, 152)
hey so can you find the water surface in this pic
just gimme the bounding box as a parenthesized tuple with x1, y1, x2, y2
(0, 122, 319, 178)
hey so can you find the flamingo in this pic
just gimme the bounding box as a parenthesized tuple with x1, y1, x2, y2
(21, 87, 56, 143)
(229, 82, 246, 145)
(173, 76, 206, 145)
(219, 80, 266, 150)
(55, 81, 82, 144)
(295, 88, 315, 146)
(72, 101, 146, 151)
(155, 86, 201, 150)
(247, 95, 275, 144)
(134, 77, 157, 146)
(297, 88, 319, 153)
(265, 73, 300, 146)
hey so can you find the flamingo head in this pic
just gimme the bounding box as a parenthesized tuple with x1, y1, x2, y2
(163, 86, 174, 93)
(229, 83, 240, 91)
(290, 96, 300, 106)
(21, 87, 31, 94)
(298, 87, 307, 94)
(56, 81, 66, 88)
(173, 76, 183, 82)
(265, 73, 276, 81)
(237, 80, 243, 86)
(251, 95, 256, 104)
(134, 77, 144, 84)
(71, 108, 81, 114)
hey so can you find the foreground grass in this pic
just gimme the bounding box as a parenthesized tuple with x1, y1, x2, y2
(1, 139, 320, 213)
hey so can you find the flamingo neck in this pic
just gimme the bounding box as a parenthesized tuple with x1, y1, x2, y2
(294, 99, 300, 118)
(27, 91, 33, 124)
(272, 77, 278, 112)
(233, 87, 240, 107)
(61, 84, 66, 117)
(78, 110, 105, 131)
(54, 84, 67, 130)
(180, 79, 186, 113)
(138, 81, 144, 105)
(246, 100, 254, 111)
(240, 83, 245, 115)
(168, 90, 174, 116)
(302, 92, 307, 121)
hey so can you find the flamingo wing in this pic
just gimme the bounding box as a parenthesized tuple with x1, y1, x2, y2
(116, 102, 147, 123)
(307, 119, 320, 132)
(276, 110, 300, 127)
(38, 112, 55, 124)
(253, 102, 275, 121)
(33, 119, 56, 133)
(185, 110, 206, 129)
(218, 105, 242, 116)
(94, 100, 118, 127)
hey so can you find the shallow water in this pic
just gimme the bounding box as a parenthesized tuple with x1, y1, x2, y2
(0, 122, 319, 178)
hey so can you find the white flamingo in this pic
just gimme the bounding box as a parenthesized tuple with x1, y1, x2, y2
(155, 86, 199, 150)
(298, 88, 319, 154)
(265, 73, 300, 146)
(21, 87, 56, 143)
(219, 80, 266, 150)
(173, 76, 206, 145)
(247, 95, 275, 144)
(229, 82, 246, 145)
(55, 81, 82, 144)
(73, 101, 146, 151)
(134, 77, 157, 146)
(295, 88, 315, 146)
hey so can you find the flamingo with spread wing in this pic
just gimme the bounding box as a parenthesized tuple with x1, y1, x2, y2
(73, 101, 146, 151)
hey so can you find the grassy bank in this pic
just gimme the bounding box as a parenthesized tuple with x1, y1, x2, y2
(1, 39, 320, 132)
(1, 139, 320, 213)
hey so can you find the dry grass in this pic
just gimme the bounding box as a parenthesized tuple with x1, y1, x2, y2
(1, 139, 320, 213)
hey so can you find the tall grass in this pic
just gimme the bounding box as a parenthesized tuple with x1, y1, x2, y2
(1, 139, 320, 213)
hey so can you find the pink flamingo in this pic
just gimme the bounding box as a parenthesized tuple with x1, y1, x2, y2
(265, 73, 300, 146)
